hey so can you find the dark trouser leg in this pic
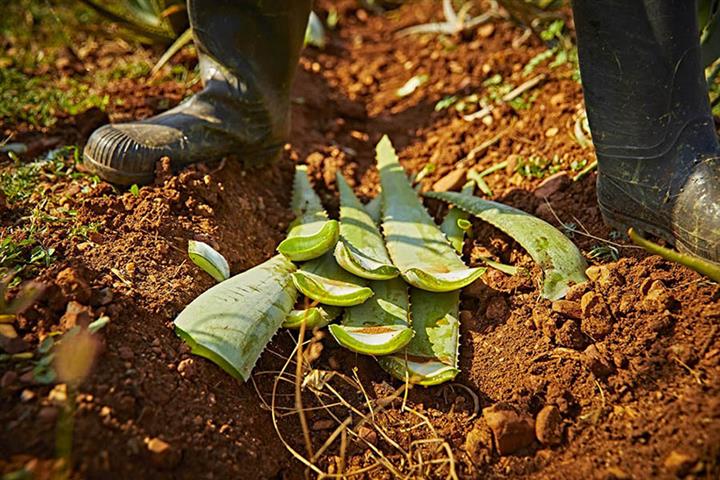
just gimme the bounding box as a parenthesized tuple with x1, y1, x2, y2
(572, 0, 720, 263)
(83, 1, 311, 185)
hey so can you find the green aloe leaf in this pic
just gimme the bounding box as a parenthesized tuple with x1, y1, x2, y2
(174, 254, 297, 381)
(334, 173, 399, 280)
(365, 194, 382, 225)
(426, 191, 588, 300)
(378, 288, 460, 386)
(328, 277, 412, 355)
(188, 240, 230, 282)
(277, 165, 339, 261)
(376, 135, 485, 292)
(440, 181, 475, 253)
(282, 304, 342, 329)
(292, 252, 373, 306)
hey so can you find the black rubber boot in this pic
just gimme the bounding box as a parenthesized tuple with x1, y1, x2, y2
(572, 0, 720, 263)
(83, 0, 311, 185)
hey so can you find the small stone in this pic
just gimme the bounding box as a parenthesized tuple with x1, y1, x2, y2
(545, 127, 559, 137)
(580, 292, 613, 339)
(59, 301, 93, 330)
(555, 320, 585, 350)
(55, 268, 92, 304)
(565, 282, 590, 302)
(583, 344, 614, 378)
(177, 358, 195, 377)
(118, 346, 134, 361)
(551, 300, 582, 320)
(603, 467, 630, 479)
(482, 403, 535, 455)
(464, 419, 494, 465)
(311, 419, 334, 431)
(642, 280, 674, 312)
(663, 450, 697, 476)
(1, 370, 18, 390)
(534, 172, 570, 199)
(432, 168, 467, 192)
(478, 24, 495, 38)
(146, 437, 181, 469)
(357, 425, 378, 446)
(20, 389, 36, 402)
(219, 424, 231, 435)
(535, 405, 562, 446)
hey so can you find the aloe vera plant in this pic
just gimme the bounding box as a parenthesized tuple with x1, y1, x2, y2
(334, 173, 399, 280)
(282, 304, 342, 329)
(440, 181, 475, 253)
(174, 255, 297, 380)
(328, 277, 413, 355)
(427, 191, 588, 300)
(292, 252, 373, 306)
(379, 288, 460, 386)
(277, 165, 339, 262)
(377, 136, 485, 292)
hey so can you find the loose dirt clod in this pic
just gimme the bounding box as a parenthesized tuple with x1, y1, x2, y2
(464, 418, 494, 465)
(552, 299, 582, 320)
(482, 403, 535, 455)
(535, 405, 562, 446)
(432, 168, 467, 192)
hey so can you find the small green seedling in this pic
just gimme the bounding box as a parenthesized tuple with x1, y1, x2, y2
(334, 173, 399, 280)
(277, 165, 339, 262)
(292, 251, 373, 307)
(426, 191, 588, 300)
(328, 277, 412, 355)
(188, 240, 230, 282)
(377, 135, 485, 292)
(282, 304, 342, 329)
(174, 254, 297, 381)
(379, 288, 460, 386)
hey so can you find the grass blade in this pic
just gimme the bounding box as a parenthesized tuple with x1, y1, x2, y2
(292, 252, 373, 306)
(188, 240, 230, 282)
(328, 277, 412, 355)
(282, 304, 342, 329)
(335, 173, 399, 280)
(174, 254, 297, 381)
(377, 135, 485, 292)
(378, 288, 460, 386)
(278, 165, 339, 261)
(427, 191, 588, 300)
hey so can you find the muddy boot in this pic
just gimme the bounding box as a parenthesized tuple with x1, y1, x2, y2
(572, 0, 720, 263)
(83, 0, 311, 185)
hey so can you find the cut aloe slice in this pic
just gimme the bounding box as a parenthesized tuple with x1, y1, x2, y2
(174, 254, 297, 381)
(282, 304, 342, 329)
(334, 173, 399, 280)
(378, 288, 460, 386)
(376, 135, 485, 292)
(440, 181, 475, 253)
(328, 277, 412, 355)
(292, 252, 373, 306)
(278, 165, 339, 261)
(426, 191, 588, 300)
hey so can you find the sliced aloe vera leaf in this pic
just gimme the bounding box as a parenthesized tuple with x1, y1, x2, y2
(188, 240, 230, 282)
(440, 181, 475, 253)
(328, 277, 412, 355)
(174, 254, 297, 381)
(426, 191, 588, 300)
(292, 252, 373, 306)
(277, 165, 339, 261)
(334, 173, 399, 280)
(282, 304, 342, 329)
(378, 288, 460, 386)
(376, 135, 485, 292)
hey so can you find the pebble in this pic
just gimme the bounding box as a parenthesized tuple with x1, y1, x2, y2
(534, 172, 570, 199)
(535, 405, 562, 446)
(478, 24, 495, 38)
(311, 419, 334, 431)
(583, 344, 614, 378)
(55, 267, 92, 304)
(20, 389, 36, 402)
(642, 280, 674, 312)
(555, 320, 585, 350)
(432, 168, 467, 192)
(146, 437, 181, 469)
(565, 282, 590, 302)
(357, 425, 378, 446)
(59, 301, 93, 330)
(177, 358, 195, 377)
(551, 300, 582, 320)
(482, 403, 535, 455)
(580, 292, 613, 339)
(545, 127, 559, 137)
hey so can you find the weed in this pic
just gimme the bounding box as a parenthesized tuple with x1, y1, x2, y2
(515, 154, 562, 178)
(588, 244, 620, 262)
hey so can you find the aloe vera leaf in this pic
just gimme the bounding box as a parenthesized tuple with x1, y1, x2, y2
(426, 191, 588, 300)
(174, 254, 297, 381)
(328, 277, 412, 355)
(376, 135, 485, 292)
(292, 252, 373, 306)
(378, 288, 460, 386)
(188, 240, 230, 282)
(440, 181, 475, 253)
(282, 304, 342, 329)
(365, 195, 382, 224)
(334, 173, 399, 280)
(277, 165, 339, 261)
